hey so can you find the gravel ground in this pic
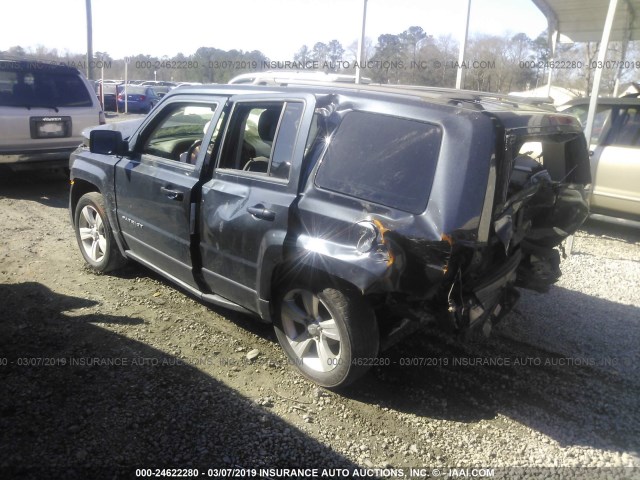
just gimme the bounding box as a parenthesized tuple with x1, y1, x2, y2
(0, 170, 639, 480)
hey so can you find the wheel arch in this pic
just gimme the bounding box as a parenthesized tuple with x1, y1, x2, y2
(70, 179, 127, 257)
(268, 263, 371, 317)
(72, 190, 127, 272)
(69, 179, 100, 222)
(270, 264, 381, 388)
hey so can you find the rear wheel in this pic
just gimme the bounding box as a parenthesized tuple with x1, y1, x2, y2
(274, 281, 379, 388)
(74, 192, 126, 272)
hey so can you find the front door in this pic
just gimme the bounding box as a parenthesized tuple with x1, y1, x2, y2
(115, 97, 225, 287)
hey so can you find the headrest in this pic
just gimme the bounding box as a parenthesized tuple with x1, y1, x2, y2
(258, 108, 281, 142)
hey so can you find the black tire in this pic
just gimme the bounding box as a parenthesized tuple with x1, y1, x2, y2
(274, 281, 379, 388)
(74, 192, 126, 272)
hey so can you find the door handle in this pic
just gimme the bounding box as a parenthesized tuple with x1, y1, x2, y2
(247, 205, 275, 221)
(161, 186, 184, 201)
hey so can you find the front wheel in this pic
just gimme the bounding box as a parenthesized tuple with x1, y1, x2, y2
(274, 282, 379, 388)
(74, 192, 126, 272)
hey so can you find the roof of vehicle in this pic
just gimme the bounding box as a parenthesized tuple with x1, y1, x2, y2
(166, 82, 567, 116)
(101, 84, 119, 94)
(0, 58, 83, 75)
(122, 86, 153, 94)
(228, 70, 372, 85)
(560, 96, 640, 108)
(141, 81, 176, 87)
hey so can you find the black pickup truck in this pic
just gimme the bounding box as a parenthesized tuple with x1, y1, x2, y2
(69, 83, 590, 388)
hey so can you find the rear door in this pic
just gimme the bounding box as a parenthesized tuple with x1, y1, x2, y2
(114, 95, 226, 288)
(199, 93, 315, 312)
(593, 105, 640, 218)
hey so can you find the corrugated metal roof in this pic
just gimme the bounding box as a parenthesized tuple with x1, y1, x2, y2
(533, 0, 640, 42)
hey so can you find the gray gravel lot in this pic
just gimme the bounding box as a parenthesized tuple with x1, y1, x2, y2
(0, 171, 639, 479)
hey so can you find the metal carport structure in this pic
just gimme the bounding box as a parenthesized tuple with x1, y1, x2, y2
(532, 0, 640, 144)
(353, 0, 640, 147)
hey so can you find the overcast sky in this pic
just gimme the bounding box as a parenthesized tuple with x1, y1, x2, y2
(1, 0, 548, 60)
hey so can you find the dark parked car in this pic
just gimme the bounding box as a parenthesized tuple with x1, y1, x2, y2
(97, 82, 120, 112)
(151, 86, 172, 98)
(116, 85, 160, 113)
(69, 84, 590, 388)
(141, 80, 177, 88)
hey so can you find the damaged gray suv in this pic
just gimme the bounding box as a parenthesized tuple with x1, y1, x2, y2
(69, 83, 590, 388)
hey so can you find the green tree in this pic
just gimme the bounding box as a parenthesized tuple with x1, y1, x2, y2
(401, 26, 433, 84)
(326, 40, 345, 71)
(7, 46, 27, 58)
(370, 34, 405, 83)
(294, 45, 311, 64)
(311, 42, 329, 65)
(401, 26, 428, 63)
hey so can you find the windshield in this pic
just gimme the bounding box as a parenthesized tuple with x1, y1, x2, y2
(0, 66, 93, 108)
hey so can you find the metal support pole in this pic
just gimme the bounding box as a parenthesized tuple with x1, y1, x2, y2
(455, 0, 471, 89)
(124, 60, 128, 114)
(85, 0, 94, 80)
(100, 58, 104, 108)
(565, 0, 618, 256)
(355, 0, 368, 84)
(614, 1, 633, 97)
(584, 0, 619, 145)
(545, 28, 559, 98)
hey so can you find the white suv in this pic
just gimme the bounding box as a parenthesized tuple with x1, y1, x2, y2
(0, 59, 105, 170)
(560, 97, 640, 224)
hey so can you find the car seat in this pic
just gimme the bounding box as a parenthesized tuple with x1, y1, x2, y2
(243, 108, 281, 173)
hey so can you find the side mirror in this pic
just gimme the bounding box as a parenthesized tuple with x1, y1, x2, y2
(89, 130, 128, 156)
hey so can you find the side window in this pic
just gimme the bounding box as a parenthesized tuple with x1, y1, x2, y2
(218, 101, 303, 179)
(565, 105, 612, 145)
(315, 111, 442, 214)
(607, 107, 640, 147)
(270, 102, 304, 179)
(0, 69, 19, 105)
(142, 104, 217, 163)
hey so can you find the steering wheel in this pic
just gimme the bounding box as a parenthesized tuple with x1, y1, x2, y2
(184, 139, 202, 164)
(243, 158, 269, 172)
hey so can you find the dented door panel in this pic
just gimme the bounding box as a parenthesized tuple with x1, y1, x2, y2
(198, 94, 315, 313)
(200, 173, 294, 310)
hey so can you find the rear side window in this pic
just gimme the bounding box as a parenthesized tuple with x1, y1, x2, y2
(0, 66, 93, 108)
(315, 111, 442, 214)
(564, 104, 612, 145)
(607, 107, 640, 147)
(217, 101, 303, 180)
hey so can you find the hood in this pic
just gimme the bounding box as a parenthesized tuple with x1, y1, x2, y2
(81, 118, 144, 146)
